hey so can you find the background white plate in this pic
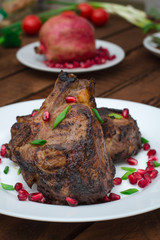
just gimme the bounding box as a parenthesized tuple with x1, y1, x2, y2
(143, 32, 160, 57)
(0, 98, 160, 222)
(16, 40, 125, 73)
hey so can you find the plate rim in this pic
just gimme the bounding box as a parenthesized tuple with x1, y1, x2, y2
(16, 39, 125, 73)
(0, 98, 160, 222)
(143, 32, 160, 55)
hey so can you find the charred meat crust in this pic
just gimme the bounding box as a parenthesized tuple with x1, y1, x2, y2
(98, 107, 141, 162)
(6, 72, 115, 205)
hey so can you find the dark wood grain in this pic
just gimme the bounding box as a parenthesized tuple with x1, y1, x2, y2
(0, 13, 160, 240)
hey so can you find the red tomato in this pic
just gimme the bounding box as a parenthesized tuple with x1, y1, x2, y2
(61, 10, 77, 16)
(77, 3, 94, 19)
(91, 8, 109, 26)
(22, 15, 42, 35)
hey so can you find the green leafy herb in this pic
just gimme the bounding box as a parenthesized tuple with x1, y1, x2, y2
(30, 139, 47, 145)
(121, 167, 137, 173)
(108, 113, 122, 119)
(141, 137, 149, 144)
(34, 109, 40, 111)
(4, 166, 9, 174)
(17, 168, 21, 175)
(92, 108, 103, 123)
(53, 105, 71, 129)
(1, 183, 14, 191)
(153, 161, 160, 167)
(121, 188, 138, 195)
(121, 171, 132, 180)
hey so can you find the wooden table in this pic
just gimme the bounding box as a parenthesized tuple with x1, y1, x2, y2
(0, 15, 160, 240)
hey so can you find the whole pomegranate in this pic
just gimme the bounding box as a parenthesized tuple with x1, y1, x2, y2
(35, 14, 95, 63)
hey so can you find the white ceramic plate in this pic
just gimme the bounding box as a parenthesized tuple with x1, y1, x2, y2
(0, 98, 160, 222)
(16, 40, 125, 73)
(143, 32, 160, 57)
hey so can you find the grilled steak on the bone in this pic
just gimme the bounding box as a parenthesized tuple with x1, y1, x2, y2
(98, 108, 141, 162)
(6, 72, 115, 205)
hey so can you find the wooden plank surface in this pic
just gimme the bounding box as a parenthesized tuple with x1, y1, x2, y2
(0, 13, 160, 240)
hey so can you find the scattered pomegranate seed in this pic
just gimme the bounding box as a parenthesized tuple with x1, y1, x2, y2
(143, 143, 150, 151)
(14, 182, 23, 192)
(126, 157, 138, 165)
(40, 197, 46, 203)
(32, 110, 38, 117)
(122, 108, 129, 118)
(148, 155, 158, 161)
(138, 179, 149, 188)
(44, 47, 115, 69)
(150, 169, 158, 179)
(132, 172, 143, 181)
(143, 173, 151, 183)
(0, 144, 6, 157)
(108, 193, 121, 201)
(147, 149, 156, 157)
(0, 158, 1, 163)
(28, 192, 43, 202)
(42, 111, 50, 121)
(146, 166, 155, 173)
(66, 197, 78, 207)
(113, 177, 122, 185)
(147, 160, 154, 168)
(18, 189, 29, 201)
(65, 96, 77, 103)
(137, 169, 147, 176)
(128, 174, 137, 185)
(103, 196, 110, 202)
(18, 189, 29, 198)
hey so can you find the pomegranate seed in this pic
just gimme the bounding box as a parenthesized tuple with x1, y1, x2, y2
(18, 189, 29, 198)
(108, 193, 121, 201)
(65, 96, 77, 103)
(14, 182, 23, 192)
(0, 144, 6, 157)
(147, 149, 156, 157)
(146, 166, 155, 173)
(32, 110, 38, 117)
(138, 179, 149, 188)
(42, 111, 50, 121)
(143, 143, 150, 151)
(137, 169, 147, 176)
(143, 173, 151, 183)
(108, 54, 116, 61)
(133, 172, 143, 181)
(0, 158, 1, 163)
(147, 160, 154, 168)
(66, 197, 78, 207)
(126, 157, 138, 165)
(128, 174, 137, 185)
(122, 108, 129, 118)
(18, 189, 29, 201)
(28, 192, 43, 202)
(150, 169, 158, 179)
(148, 155, 158, 161)
(113, 177, 122, 185)
(103, 196, 110, 202)
(40, 197, 46, 203)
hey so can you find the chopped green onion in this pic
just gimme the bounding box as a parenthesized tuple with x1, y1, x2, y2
(121, 167, 137, 173)
(53, 105, 71, 129)
(4, 166, 9, 174)
(141, 137, 149, 144)
(1, 183, 14, 191)
(121, 188, 138, 195)
(30, 139, 47, 145)
(121, 171, 132, 180)
(17, 168, 21, 175)
(153, 161, 160, 167)
(108, 113, 122, 119)
(92, 108, 103, 123)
